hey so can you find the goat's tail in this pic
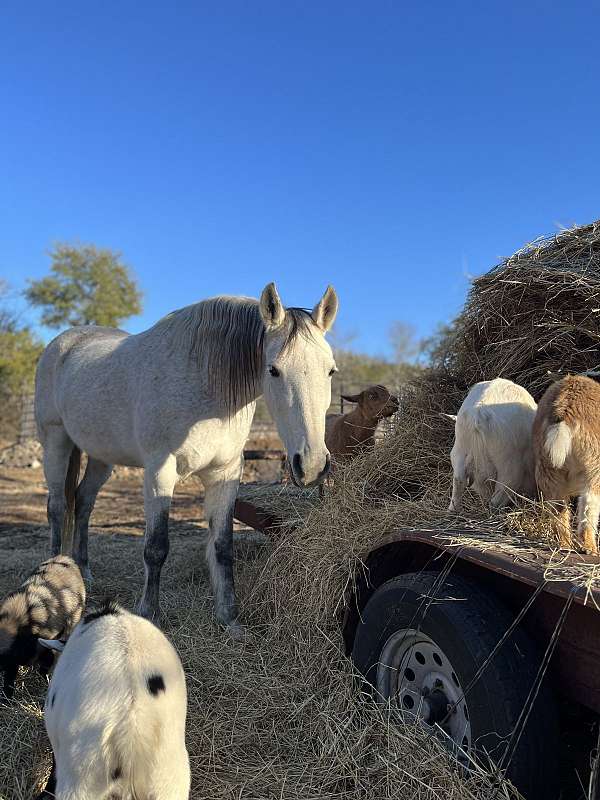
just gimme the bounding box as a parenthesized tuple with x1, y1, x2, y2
(544, 421, 572, 469)
(61, 445, 81, 555)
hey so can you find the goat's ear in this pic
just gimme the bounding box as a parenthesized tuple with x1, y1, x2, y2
(37, 638, 65, 653)
(440, 413, 457, 424)
(259, 283, 286, 330)
(341, 393, 361, 403)
(312, 285, 338, 333)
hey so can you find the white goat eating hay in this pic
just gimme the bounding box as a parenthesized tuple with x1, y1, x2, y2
(37, 600, 190, 800)
(447, 378, 537, 512)
(533, 374, 600, 555)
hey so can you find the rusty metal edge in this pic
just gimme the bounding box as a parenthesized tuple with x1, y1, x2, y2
(233, 498, 600, 609)
(234, 499, 282, 535)
(373, 529, 600, 608)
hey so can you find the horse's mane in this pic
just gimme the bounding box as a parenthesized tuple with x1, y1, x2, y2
(155, 296, 316, 411)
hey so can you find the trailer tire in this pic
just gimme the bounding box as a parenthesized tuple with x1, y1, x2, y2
(351, 571, 559, 800)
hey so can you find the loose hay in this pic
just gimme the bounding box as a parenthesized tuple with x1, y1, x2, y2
(0, 519, 515, 800)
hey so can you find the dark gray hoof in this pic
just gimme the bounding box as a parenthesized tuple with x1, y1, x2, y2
(226, 621, 249, 641)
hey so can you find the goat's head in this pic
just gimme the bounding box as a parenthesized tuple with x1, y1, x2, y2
(341, 385, 399, 420)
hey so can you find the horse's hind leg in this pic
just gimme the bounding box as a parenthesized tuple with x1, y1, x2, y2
(42, 426, 75, 556)
(73, 458, 113, 582)
(137, 455, 178, 623)
(203, 458, 244, 634)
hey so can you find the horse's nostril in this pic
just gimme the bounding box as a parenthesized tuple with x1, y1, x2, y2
(292, 453, 304, 480)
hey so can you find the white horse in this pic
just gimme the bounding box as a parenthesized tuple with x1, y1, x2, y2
(35, 283, 338, 632)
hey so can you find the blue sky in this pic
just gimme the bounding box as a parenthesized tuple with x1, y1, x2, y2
(1, 2, 599, 357)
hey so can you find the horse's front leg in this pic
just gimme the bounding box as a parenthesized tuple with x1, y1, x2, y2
(202, 457, 244, 634)
(136, 455, 178, 623)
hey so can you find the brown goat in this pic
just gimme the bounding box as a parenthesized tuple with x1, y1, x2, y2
(533, 375, 600, 554)
(325, 385, 399, 461)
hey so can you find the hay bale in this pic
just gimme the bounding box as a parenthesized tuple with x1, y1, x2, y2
(435, 220, 600, 398)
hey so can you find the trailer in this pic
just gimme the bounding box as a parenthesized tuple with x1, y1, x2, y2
(234, 495, 600, 800)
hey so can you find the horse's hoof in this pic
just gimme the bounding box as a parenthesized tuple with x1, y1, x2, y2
(226, 621, 250, 641)
(135, 602, 161, 626)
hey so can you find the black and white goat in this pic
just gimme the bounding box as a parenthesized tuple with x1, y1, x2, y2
(0, 555, 84, 698)
(37, 600, 190, 800)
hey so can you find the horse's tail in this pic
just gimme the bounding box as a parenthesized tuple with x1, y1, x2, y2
(61, 446, 81, 555)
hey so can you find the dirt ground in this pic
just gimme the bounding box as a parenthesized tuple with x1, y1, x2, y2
(0, 462, 259, 536)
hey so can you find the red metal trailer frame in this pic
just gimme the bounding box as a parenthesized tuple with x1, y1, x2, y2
(234, 497, 600, 716)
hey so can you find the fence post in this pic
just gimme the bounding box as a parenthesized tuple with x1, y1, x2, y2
(19, 391, 36, 443)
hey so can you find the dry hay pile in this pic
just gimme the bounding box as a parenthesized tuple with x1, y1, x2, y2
(0, 522, 513, 800)
(329, 220, 600, 588)
(434, 219, 600, 399)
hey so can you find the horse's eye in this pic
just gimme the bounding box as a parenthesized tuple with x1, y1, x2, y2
(269, 366, 280, 377)
(329, 367, 336, 377)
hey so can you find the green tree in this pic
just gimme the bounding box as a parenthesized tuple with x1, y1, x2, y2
(0, 328, 43, 394)
(388, 320, 421, 364)
(25, 243, 142, 328)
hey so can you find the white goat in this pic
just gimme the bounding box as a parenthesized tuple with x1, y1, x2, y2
(447, 378, 537, 512)
(37, 600, 190, 800)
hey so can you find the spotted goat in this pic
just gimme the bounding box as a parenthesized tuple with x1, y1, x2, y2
(37, 600, 190, 800)
(0, 555, 84, 699)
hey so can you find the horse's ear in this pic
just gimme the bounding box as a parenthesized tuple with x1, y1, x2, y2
(341, 393, 361, 403)
(259, 283, 286, 330)
(312, 285, 338, 333)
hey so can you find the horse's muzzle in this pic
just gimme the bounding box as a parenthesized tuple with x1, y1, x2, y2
(290, 452, 331, 488)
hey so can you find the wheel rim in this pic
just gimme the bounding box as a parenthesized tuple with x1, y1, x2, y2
(376, 628, 472, 753)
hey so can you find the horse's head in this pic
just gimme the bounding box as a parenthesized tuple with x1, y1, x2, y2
(259, 282, 338, 488)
